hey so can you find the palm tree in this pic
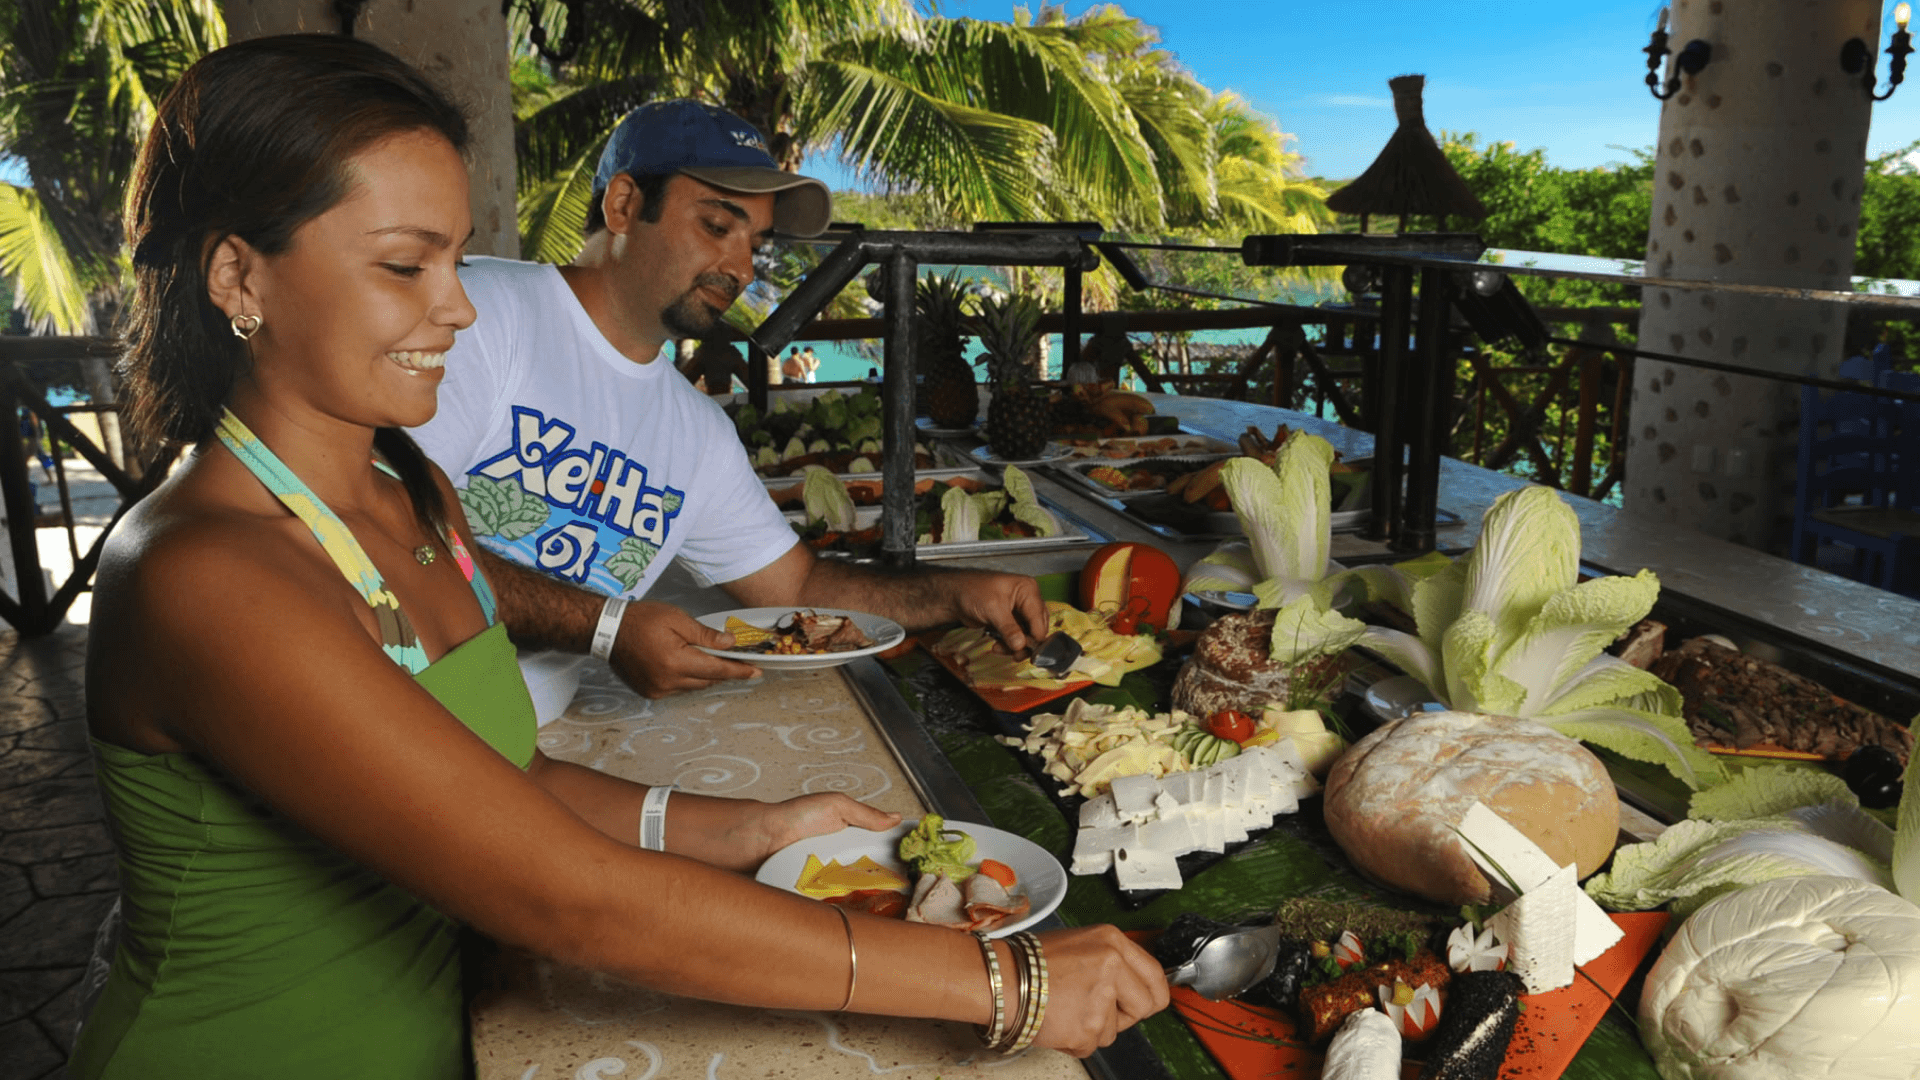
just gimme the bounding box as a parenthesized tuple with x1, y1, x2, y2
(0, 0, 222, 334)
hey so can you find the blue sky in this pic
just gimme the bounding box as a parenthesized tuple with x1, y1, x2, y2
(804, 0, 1920, 189)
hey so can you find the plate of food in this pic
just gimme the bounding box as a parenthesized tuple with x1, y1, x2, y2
(968, 443, 1079, 469)
(756, 816, 1067, 938)
(694, 607, 906, 671)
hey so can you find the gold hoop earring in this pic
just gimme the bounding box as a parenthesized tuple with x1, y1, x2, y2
(230, 313, 262, 340)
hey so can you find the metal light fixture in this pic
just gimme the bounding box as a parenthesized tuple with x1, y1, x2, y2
(1840, 3, 1915, 101)
(1644, 8, 1712, 100)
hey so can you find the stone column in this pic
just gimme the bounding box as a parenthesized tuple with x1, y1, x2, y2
(221, 0, 520, 259)
(1626, 0, 1879, 550)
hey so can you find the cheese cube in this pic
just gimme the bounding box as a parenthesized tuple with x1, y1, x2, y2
(1078, 792, 1121, 829)
(1110, 773, 1161, 823)
(1069, 845, 1114, 876)
(1203, 773, 1227, 811)
(1113, 846, 1184, 892)
(1220, 763, 1251, 809)
(1154, 790, 1181, 818)
(1069, 820, 1136, 876)
(1197, 808, 1227, 853)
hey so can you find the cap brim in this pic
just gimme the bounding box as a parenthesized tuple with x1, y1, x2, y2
(681, 166, 833, 237)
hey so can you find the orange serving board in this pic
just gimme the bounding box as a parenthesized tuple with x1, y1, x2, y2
(1168, 912, 1668, 1080)
(920, 635, 1093, 714)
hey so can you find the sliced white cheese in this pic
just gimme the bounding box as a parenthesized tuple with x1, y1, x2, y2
(1137, 814, 1201, 858)
(1110, 773, 1161, 823)
(1203, 773, 1227, 811)
(1458, 801, 1624, 965)
(1219, 760, 1251, 809)
(1198, 808, 1227, 853)
(1154, 790, 1181, 819)
(1489, 863, 1579, 993)
(1078, 792, 1121, 829)
(1069, 844, 1114, 876)
(1158, 771, 1202, 804)
(1113, 845, 1184, 892)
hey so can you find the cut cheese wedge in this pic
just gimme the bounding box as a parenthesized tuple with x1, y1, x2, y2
(793, 854, 909, 899)
(1457, 800, 1623, 967)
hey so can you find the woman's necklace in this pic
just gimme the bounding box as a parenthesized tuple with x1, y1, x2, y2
(413, 543, 437, 566)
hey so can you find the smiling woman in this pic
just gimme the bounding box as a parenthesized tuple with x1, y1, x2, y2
(72, 32, 1166, 1080)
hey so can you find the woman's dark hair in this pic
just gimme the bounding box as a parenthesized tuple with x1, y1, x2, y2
(121, 33, 469, 534)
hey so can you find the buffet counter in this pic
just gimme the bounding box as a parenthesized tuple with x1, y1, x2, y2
(470, 394, 1920, 1079)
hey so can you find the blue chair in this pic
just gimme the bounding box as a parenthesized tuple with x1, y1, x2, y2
(1791, 381, 1918, 593)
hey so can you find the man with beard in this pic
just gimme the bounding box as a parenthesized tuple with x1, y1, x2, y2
(413, 101, 1049, 724)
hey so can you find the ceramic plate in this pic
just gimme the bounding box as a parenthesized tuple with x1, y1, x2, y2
(916, 417, 982, 437)
(694, 607, 906, 671)
(756, 820, 1067, 938)
(968, 443, 1078, 469)
(1360, 674, 1446, 723)
(1186, 590, 1258, 613)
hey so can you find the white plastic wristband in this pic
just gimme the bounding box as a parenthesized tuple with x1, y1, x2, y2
(640, 785, 672, 851)
(590, 596, 629, 661)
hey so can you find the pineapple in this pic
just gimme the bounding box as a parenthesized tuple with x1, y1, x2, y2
(974, 293, 1051, 460)
(916, 270, 980, 428)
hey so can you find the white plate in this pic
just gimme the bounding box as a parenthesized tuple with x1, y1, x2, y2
(694, 607, 906, 671)
(1187, 590, 1258, 613)
(916, 416, 982, 438)
(755, 820, 1067, 938)
(1361, 674, 1447, 723)
(968, 443, 1078, 469)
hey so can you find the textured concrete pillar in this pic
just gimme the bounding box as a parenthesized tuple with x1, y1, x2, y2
(1627, 0, 1879, 550)
(222, 0, 520, 259)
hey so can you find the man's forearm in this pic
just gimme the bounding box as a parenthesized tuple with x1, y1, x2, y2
(478, 547, 603, 653)
(793, 558, 965, 632)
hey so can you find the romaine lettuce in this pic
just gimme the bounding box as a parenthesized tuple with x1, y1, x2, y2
(801, 466, 856, 532)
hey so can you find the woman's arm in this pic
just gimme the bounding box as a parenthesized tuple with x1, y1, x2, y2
(123, 531, 1166, 1054)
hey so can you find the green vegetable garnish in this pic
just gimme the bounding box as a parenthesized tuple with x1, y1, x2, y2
(898, 814, 977, 881)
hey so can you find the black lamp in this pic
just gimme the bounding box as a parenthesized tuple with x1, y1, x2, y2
(1644, 8, 1712, 100)
(1840, 3, 1914, 101)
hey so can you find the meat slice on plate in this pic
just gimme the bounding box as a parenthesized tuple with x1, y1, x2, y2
(963, 873, 1031, 932)
(905, 873, 969, 928)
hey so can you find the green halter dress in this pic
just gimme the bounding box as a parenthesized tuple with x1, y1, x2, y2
(69, 411, 538, 1079)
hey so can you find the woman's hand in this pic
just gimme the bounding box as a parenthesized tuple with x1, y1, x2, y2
(691, 793, 900, 873)
(1027, 925, 1170, 1057)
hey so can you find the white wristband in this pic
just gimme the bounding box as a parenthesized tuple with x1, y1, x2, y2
(590, 596, 628, 661)
(640, 785, 672, 851)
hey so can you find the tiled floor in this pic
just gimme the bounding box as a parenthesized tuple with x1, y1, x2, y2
(0, 621, 109, 1080)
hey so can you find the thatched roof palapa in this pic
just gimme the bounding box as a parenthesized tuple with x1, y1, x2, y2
(1326, 75, 1486, 227)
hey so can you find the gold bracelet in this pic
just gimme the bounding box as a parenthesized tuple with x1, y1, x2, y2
(832, 905, 858, 1011)
(972, 932, 1008, 1047)
(1008, 933, 1049, 1054)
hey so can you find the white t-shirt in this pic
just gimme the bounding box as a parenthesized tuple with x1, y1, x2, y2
(413, 257, 799, 723)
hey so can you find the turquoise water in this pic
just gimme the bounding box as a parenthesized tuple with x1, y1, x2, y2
(794, 328, 1270, 392)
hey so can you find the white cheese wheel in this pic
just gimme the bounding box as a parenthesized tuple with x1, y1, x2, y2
(1640, 876, 1920, 1080)
(1322, 711, 1618, 905)
(1321, 1008, 1399, 1080)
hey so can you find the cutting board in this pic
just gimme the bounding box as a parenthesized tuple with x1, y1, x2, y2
(1168, 912, 1668, 1080)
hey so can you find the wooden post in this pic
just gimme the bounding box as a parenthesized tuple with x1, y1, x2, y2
(1572, 351, 1600, 496)
(0, 384, 49, 630)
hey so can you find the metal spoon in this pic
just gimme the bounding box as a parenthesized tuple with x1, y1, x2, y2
(1164, 924, 1284, 1001)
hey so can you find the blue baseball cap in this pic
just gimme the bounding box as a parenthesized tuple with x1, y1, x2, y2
(593, 100, 832, 237)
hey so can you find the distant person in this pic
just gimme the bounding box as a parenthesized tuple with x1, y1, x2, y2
(677, 339, 749, 397)
(802, 346, 821, 383)
(782, 347, 806, 382)
(865, 365, 880, 383)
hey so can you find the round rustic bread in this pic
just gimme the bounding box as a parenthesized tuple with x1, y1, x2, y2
(1323, 711, 1619, 905)
(1171, 609, 1294, 716)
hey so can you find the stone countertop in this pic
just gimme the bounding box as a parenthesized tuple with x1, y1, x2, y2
(468, 662, 1089, 1080)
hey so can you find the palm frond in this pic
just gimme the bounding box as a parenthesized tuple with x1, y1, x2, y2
(517, 138, 603, 265)
(0, 182, 94, 333)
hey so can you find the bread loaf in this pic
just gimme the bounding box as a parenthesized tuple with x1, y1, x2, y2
(1323, 711, 1618, 905)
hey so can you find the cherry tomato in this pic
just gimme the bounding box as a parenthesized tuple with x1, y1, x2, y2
(1207, 709, 1256, 743)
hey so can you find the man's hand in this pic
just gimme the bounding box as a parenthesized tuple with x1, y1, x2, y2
(948, 572, 1050, 654)
(608, 601, 761, 698)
